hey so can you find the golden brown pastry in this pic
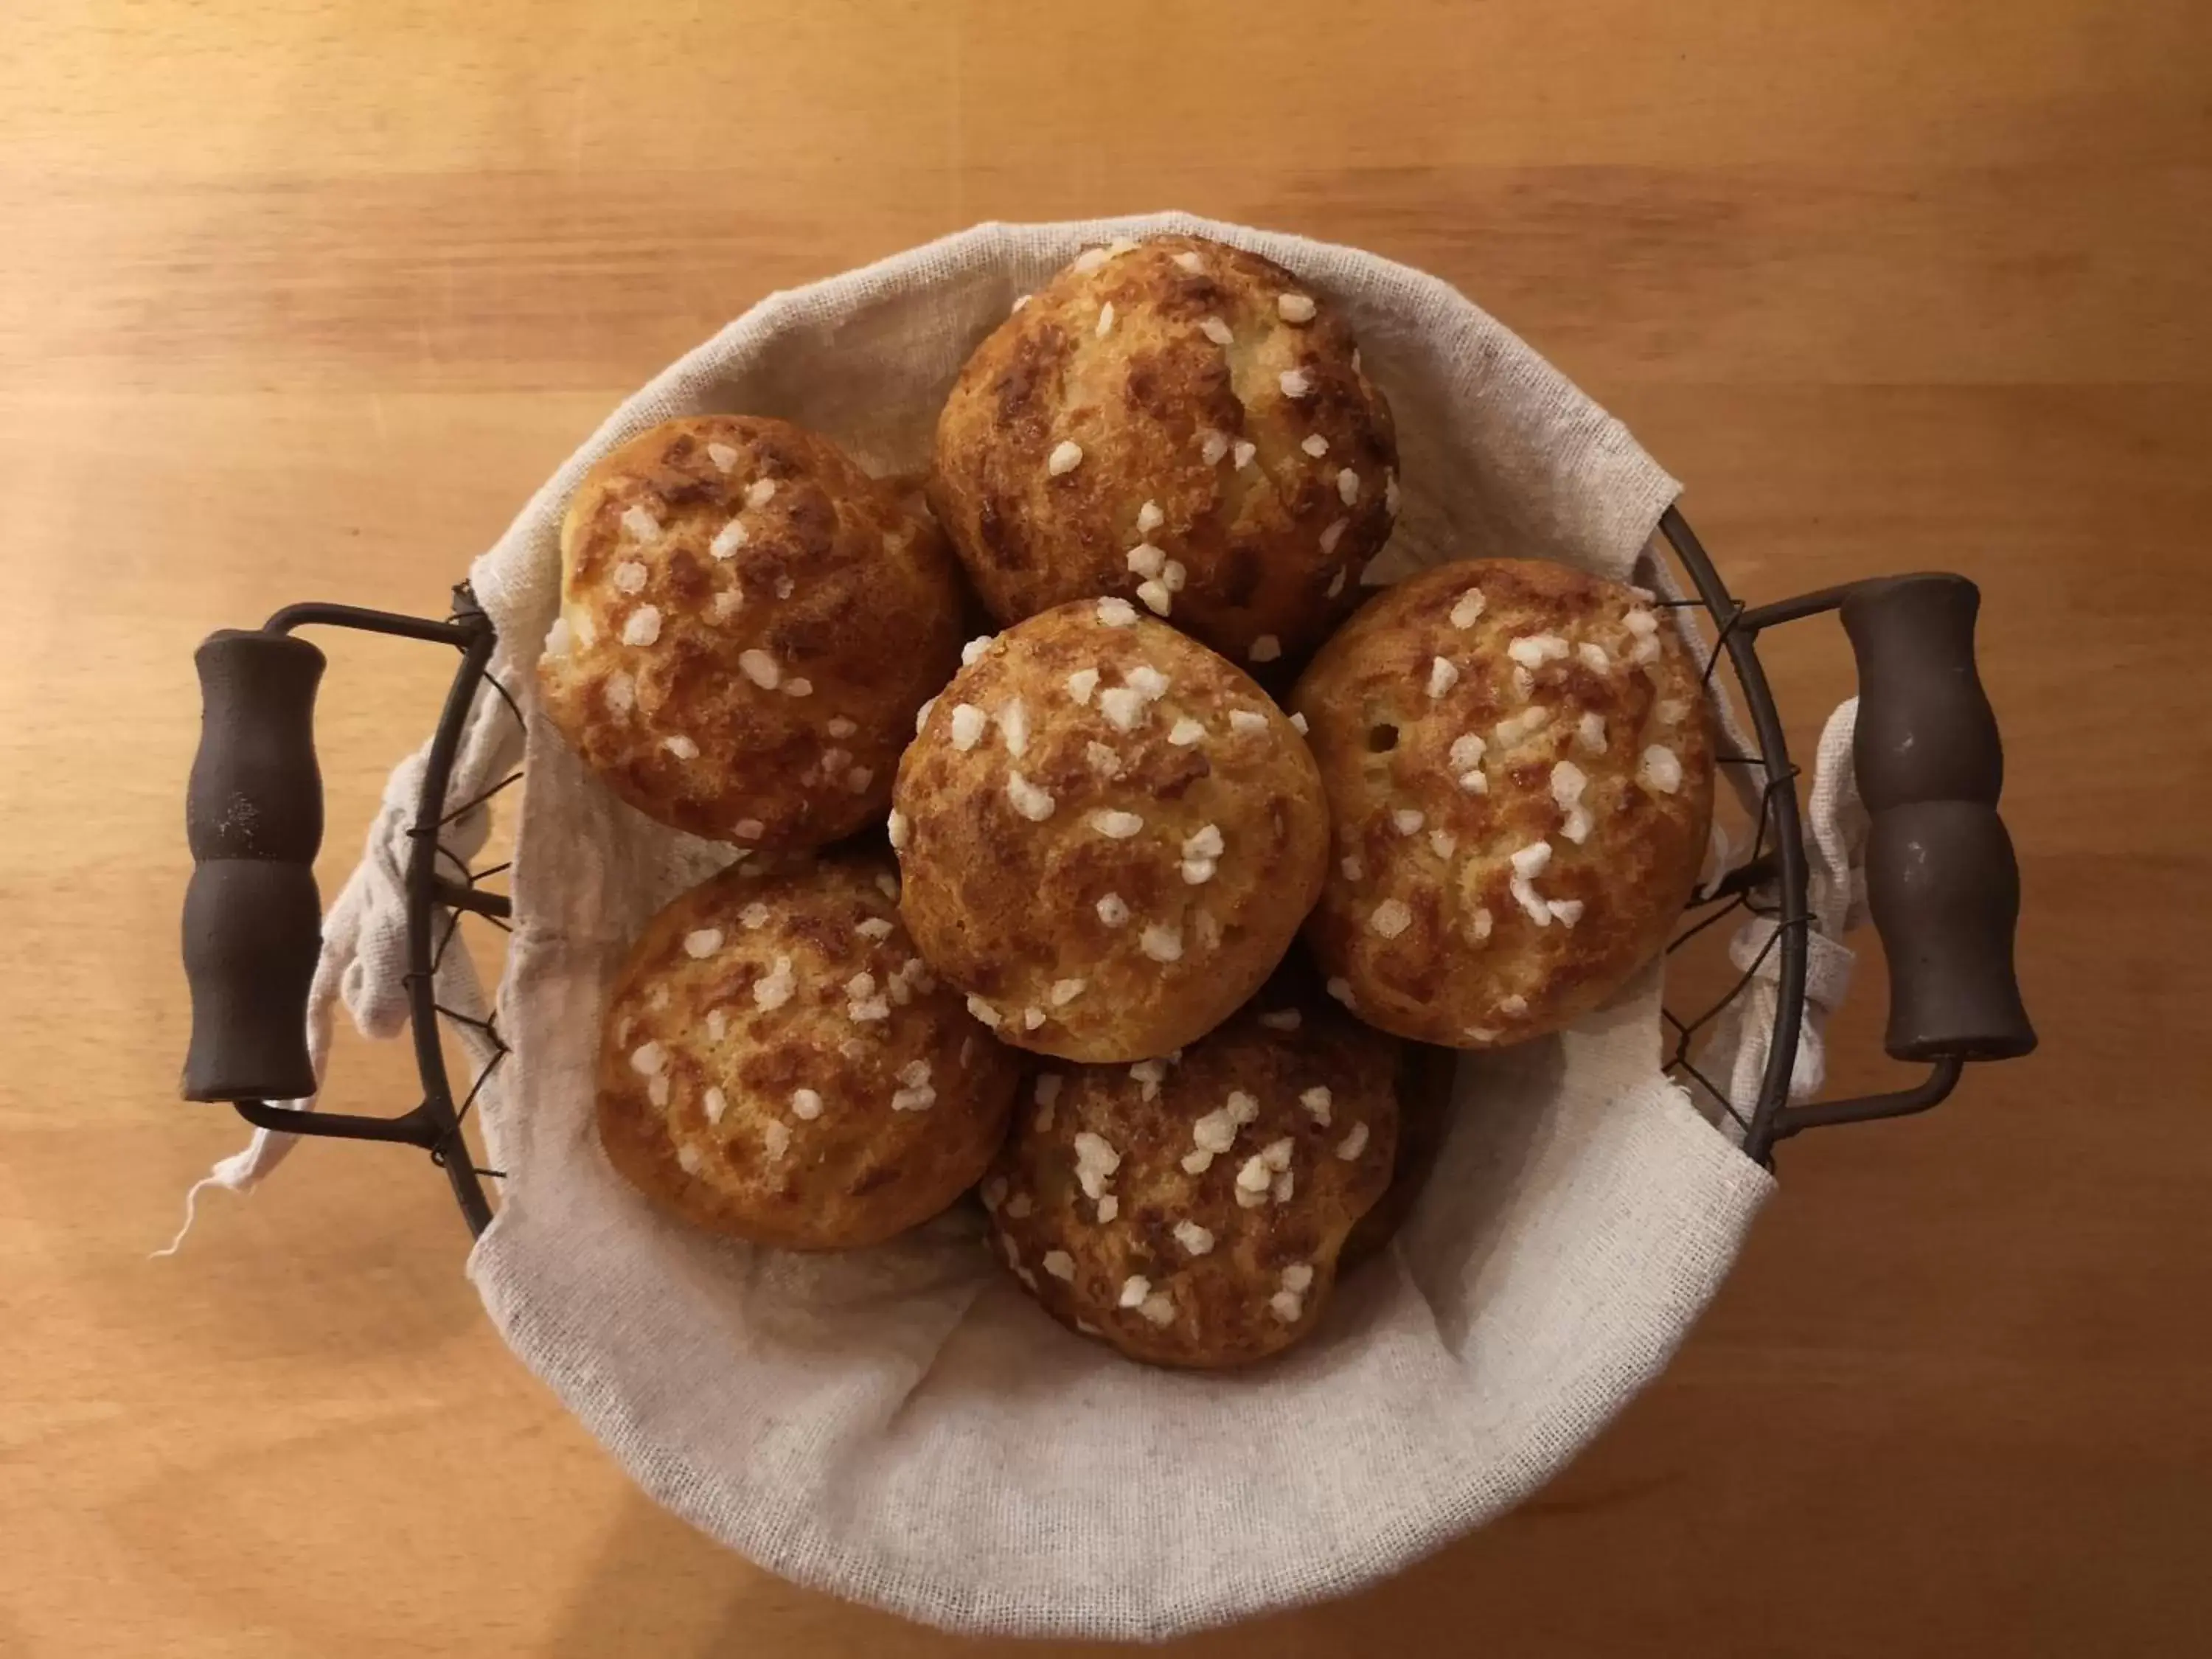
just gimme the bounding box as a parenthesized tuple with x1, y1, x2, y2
(983, 987, 1399, 1367)
(596, 851, 1019, 1249)
(1292, 558, 1716, 1048)
(539, 414, 964, 850)
(930, 234, 1398, 667)
(891, 599, 1331, 1062)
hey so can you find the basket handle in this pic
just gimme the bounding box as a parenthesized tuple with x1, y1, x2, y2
(181, 628, 327, 1102)
(1842, 575, 2036, 1065)
(1733, 568, 2038, 1144)
(180, 601, 499, 1107)
(177, 596, 507, 1236)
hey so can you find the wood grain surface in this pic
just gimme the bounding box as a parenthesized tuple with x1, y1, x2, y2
(4, 1, 2207, 1653)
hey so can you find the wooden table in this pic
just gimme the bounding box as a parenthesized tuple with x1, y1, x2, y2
(5, 1, 2206, 1652)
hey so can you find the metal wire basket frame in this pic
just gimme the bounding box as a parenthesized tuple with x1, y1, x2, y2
(201, 507, 1988, 1238)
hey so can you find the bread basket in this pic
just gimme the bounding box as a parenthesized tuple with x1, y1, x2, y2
(177, 215, 2034, 1640)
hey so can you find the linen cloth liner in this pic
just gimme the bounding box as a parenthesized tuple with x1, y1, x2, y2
(173, 215, 1869, 1640)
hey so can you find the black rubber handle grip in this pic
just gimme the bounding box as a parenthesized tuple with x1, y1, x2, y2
(181, 629, 327, 1102)
(1841, 576, 2037, 1064)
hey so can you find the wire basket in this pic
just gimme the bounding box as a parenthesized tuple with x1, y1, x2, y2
(180, 504, 2034, 1237)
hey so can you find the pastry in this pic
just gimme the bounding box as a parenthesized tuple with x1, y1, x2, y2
(931, 234, 1398, 667)
(597, 851, 1018, 1248)
(1292, 557, 1715, 1046)
(540, 414, 964, 850)
(891, 599, 1329, 1062)
(982, 989, 1399, 1368)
